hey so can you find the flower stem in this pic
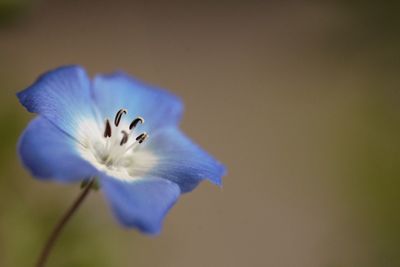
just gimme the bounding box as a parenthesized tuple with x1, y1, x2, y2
(34, 178, 96, 267)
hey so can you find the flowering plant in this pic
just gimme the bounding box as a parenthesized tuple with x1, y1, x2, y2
(17, 66, 225, 267)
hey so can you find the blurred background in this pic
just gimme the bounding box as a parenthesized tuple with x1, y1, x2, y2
(1, 1, 400, 266)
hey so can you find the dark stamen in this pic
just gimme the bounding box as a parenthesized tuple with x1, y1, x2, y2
(114, 109, 127, 127)
(129, 117, 144, 130)
(104, 119, 112, 138)
(135, 132, 148, 144)
(120, 130, 129, 146)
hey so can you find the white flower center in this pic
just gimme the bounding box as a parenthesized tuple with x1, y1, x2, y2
(77, 109, 157, 181)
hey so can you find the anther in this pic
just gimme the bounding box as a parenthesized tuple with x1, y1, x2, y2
(129, 117, 144, 130)
(135, 132, 148, 144)
(104, 119, 112, 138)
(120, 130, 129, 146)
(114, 109, 127, 127)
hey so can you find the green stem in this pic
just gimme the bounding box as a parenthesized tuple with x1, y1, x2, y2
(34, 179, 95, 267)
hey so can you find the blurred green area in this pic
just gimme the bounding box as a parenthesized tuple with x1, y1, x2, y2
(338, 88, 400, 267)
(0, 0, 31, 26)
(0, 1, 400, 267)
(331, 4, 400, 266)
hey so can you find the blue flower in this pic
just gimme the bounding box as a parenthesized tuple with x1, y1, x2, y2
(17, 65, 225, 235)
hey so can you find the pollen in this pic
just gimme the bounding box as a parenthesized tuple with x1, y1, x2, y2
(129, 117, 144, 130)
(103, 119, 112, 138)
(114, 109, 127, 127)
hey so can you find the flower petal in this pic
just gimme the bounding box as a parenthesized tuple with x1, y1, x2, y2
(143, 128, 226, 193)
(18, 117, 98, 183)
(92, 72, 183, 133)
(17, 65, 97, 138)
(100, 175, 180, 235)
